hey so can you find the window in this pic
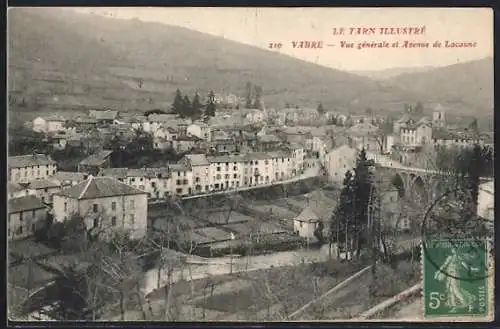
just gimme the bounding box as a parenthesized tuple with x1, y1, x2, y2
(216, 174, 221, 180)
(131, 178, 136, 182)
(130, 200, 135, 209)
(195, 177, 200, 182)
(233, 174, 237, 179)
(93, 218, 99, 228)
(233, 166, 237, 171)
(111, 216, 117, 226)
(183, 179, 188, 185)
(176, 188, 183, 194)
(19, 226, 23, 234)
(176, 179, 182, 185)
(32, 209, 36, 217)
(225, 174, 229, 179)
(53, 170, 56, 175)
(217, 166, 221, 172)
(111, 202, 117, 211)
(177, 172, 181, 177)
(129, 214, 135, 225)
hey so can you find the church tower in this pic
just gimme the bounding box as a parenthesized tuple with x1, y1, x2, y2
(432, 104, 446, 128)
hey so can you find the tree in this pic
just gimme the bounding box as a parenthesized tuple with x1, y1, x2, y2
(414, 101, 424, 116)
(204, 90, 217, 119)
(331, 170, 356, 260)
(191, 93, 203, 120)
(351, 148, 375, 259)
(317, 103, 325, 115)
(179, 95, 191, 119)
(171, 89, 183, 116)
(245, 82, 253, 108)
(253, 85, 263, 109)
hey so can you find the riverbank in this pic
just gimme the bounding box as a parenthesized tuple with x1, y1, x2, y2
(103, 258, 365, 321)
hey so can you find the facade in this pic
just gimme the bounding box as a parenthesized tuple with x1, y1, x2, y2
(293, 207, 322, 241)
(53, 176, 148, 240)
(207, 155, 243, 191)
(9, 154, 58, 184)
(323, 145, 358, 184)
(89, 110, 118, 124)
(100, 167, 171, 199)
(168, 164, 193, 196)
(186, 123, 212, 141)
(172, 136, 202, 153)
(25, 179, 62, 204)
(432, 129, 484, 149)
(8, 195, 47, 241)
(179, 154, 211, 194)
(78, 150, 113, 175)
(397, 118, 432, 149)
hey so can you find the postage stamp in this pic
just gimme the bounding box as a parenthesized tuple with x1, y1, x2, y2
(422, 238, 490, 318)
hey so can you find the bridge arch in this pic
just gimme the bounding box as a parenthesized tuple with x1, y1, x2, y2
(410, 175, 428, 203)
(391, 172, 406, 198)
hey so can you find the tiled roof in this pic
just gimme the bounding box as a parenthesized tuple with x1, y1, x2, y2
(44, 115, 66, 122)
(100, 167, 170, 179)
(148, 114, 179, 123)
(8, 182, 25, 193)
(56, 176, 147, 200)
(184, 154, 210, 166)
(8, 154, 56, 169)
(168, 164, 191, 172)
(50, 171, 89, 183)
(78, 150, 113, 166)
(295, 206, 320, 222)
(9, 195, 46, 213)
(26, 179, 61, 190)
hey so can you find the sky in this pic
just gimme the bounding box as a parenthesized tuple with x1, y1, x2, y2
(72, 7, 493, 72)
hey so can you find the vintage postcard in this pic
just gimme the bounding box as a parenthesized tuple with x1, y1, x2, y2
(7, 7, 494, 322)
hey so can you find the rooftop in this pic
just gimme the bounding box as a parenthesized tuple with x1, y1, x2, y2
(295, 206, 320, 222)
(184, 154, 210, 166)
(9, 154, 56, 169)
(100, 167, 170, 179)
(78, 150, 113, 166)
(50, 171, 89, 183)
(25, 179, 61, 190)
(56, 176, 147, 200)
(9, 195, 46, 213)
(89, 109, 118, 120)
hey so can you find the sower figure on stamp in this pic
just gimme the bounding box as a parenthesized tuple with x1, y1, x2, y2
(434, 248, 478, 312)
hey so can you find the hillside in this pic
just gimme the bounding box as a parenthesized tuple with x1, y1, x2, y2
(8, 7, 417, 118)
(385, 58, 493, 116)
(351, 66, 436, 80)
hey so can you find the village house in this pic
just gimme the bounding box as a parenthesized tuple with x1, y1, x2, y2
(432, 105, 446, 128)
(244, 109, 267, 124)
(50, 171, 89, 188)
(32, 115, 67, 133)
(179, 154, 211, 194)
(346, 122, 382, 153)
(99, 167, 171, 199)
(395, 116, 433, 150)
(212, 138, 239, 155)
(89, 109, 118, 125)
(144, 114, 189, 133)
(8, 182, 35, 200)
(255, 134, 283, 152)
(323, 145, 358, 185)
(172, 135, 203, 153)
(48, 132, 68, 150)
(293, 206, 323, 242)
(8, 195, 48, 241)
(206, 154, 244, 191)
(432, 129, 484, 149)
(72, 116, 99, 131)
(287, 142, 305, 173)
(52, 176, 148, 240)
(24, 179, 62, 204)
(267, 150, 295, 182)
(9, 154, 58, 184)
(187, 122, 212, 141)
(77, 150, 113, 175)
(168, 164, 193, 196)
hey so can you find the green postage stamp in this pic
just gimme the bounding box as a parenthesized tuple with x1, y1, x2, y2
(423, 238, 491, 318)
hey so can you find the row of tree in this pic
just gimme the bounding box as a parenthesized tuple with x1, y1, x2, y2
(171, 89, 217, 122)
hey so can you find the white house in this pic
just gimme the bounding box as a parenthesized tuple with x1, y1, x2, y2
(293, 206, 322, 241)
(179, 154, 211, 194)
(168, 164, 193, 197)
(53, 176, 148, 240)
(187, 123, 212, 141)
(9, 154, 58, 184)
(32, 117, 47, 133)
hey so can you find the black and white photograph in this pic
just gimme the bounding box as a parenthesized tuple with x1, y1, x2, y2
(7, 7, 494, 322)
